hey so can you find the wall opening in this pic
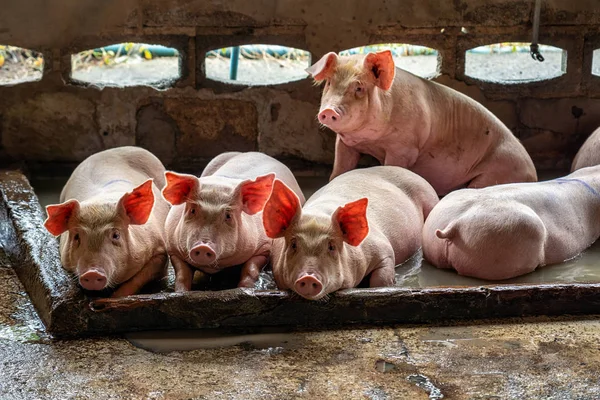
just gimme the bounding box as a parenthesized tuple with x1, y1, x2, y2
(71, 43, 180, 89)
(0, 45, 44, 86)
(205, 45, 311, 85)
(339, 44, 439, 79)
(593, 49, 600, 77)
(465, 43, 566, 84)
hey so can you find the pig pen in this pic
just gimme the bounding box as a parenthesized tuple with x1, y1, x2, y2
(2, 0, 600, 339)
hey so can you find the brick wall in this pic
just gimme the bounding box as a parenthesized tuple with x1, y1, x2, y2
(1, 0, 600, 174)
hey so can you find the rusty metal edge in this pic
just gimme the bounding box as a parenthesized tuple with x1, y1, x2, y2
(2, 169, 600, 338)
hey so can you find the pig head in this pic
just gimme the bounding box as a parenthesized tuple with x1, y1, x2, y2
(162, 171, 275, 273)
(306, 50, 395, 143)
(44, 180, 155, 291)
(263, 179, 369, 300)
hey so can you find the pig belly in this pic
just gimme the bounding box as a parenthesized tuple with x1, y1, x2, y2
(409, 155, 473, 196)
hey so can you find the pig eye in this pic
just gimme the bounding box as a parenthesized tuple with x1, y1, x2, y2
(189, 206, 196, 216)
(112, 231, 121, 241)
(290, 238, 297, 251)
(224, 212, 232, 221)
(73, 233, 80, 242)
(355, 86, 362, 92)
(328, 241, 336, 252)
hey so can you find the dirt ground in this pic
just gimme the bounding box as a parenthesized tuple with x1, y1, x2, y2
(3, 48, 594, 87)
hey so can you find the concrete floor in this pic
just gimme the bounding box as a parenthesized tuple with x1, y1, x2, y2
(2, 255, 600, 399)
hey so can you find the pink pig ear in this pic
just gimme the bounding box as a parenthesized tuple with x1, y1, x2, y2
(237, 173, 276, 215)
(263, 179, 301, 238)
(162, 171, 199, 206)
(44, 199, 80, 236)
(118, 179, 155, 225)
(364, 50, 395, 91)
(333, 198, 369, 246)
(306, 52, 338, 81)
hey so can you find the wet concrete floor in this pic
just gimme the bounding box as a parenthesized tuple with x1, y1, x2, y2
(1, 257, 600, 399)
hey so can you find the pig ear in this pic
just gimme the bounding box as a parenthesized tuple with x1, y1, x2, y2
(162, 171, 199, 206)
(236, 173, 276, 215)
(44, 199, 80, 236)
(332, 198, 369, 246)
(118, 179, 155, 225)
(306, 52, 338, 81)
(263, 179, 302, 238)
(364, 50, 395, 91)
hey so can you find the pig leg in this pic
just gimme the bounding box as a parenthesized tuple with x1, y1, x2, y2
(369, 258, 396, 287)
(112, 254, 168, 298)
(238, 254, 268, 288)
(468, 148, 537, 189)
(330, 135, 361, 181)
(171, 255, 194, 291)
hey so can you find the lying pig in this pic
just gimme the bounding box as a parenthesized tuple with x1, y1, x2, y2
(43, 146, 169, 297)
(572, 126, 600, 171)
(162, 151, 305, 291)
(423, 165, 600, 280)
(307, 50, 537, 195)
(262, 166, 438, 300)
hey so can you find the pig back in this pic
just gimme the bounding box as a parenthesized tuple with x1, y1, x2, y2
(206, 151, 305, 203)
(60, 146, 167, 203)
(307, 166, 436, 261)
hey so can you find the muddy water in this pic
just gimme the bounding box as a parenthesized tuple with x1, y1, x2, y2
(30, 172, 600, 290)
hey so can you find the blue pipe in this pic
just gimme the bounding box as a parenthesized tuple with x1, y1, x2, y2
(229, 46, 240, 80)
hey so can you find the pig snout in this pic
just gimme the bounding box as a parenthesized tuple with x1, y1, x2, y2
(79, 269, 107, 291)
(294, 274, 324, 300)
(318, 107, 342, 129)
(189, 242, 218, 265)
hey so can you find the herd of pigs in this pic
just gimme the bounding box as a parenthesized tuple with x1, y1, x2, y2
(42, 50, 600, 301)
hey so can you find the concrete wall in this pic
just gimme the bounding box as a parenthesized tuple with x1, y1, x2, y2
(1, 0, 600, 174)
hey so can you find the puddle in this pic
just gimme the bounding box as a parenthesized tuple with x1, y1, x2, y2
(28, 170, 600, 292)
(407, 374, 444, 399)
(125, 329, 303, 353)
(0, 323, 42, 343)
(374, 359, 396, 373)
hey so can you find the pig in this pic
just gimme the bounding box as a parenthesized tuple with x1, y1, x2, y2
(422, 165, 600, 280)
(43, 146, 170, 297)
(262, 166, 438, 300)
(162, 151, 306, 291)
(572, 126, 600, 171)
(306, 50, 537, 196)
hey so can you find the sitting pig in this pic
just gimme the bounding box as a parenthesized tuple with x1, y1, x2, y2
(572, 126, 600, 171)
(307, 50, 537, 195)
(162, 151, 305, 291)
(262, 166, 438, 300)
(43, 146, 170, 297)
(423, 165, 600, 280)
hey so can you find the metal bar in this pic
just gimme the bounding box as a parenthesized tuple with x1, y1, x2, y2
(229, 46, 240, 80)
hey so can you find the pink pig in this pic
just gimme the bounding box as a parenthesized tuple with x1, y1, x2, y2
(423, 165, 600, 280)
(306, 50, 537, 195)
(43, 146, 170, 297)
(162, 151, 305, 291)
(572, 126, 600, 171)
(262, 166, 438, 300)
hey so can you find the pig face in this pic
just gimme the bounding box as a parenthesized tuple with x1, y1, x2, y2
(44, 180, 155, 292)
(162, 171, 275, 273)
(263, 180, 369, 300)
(306, 50, 396, 141)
